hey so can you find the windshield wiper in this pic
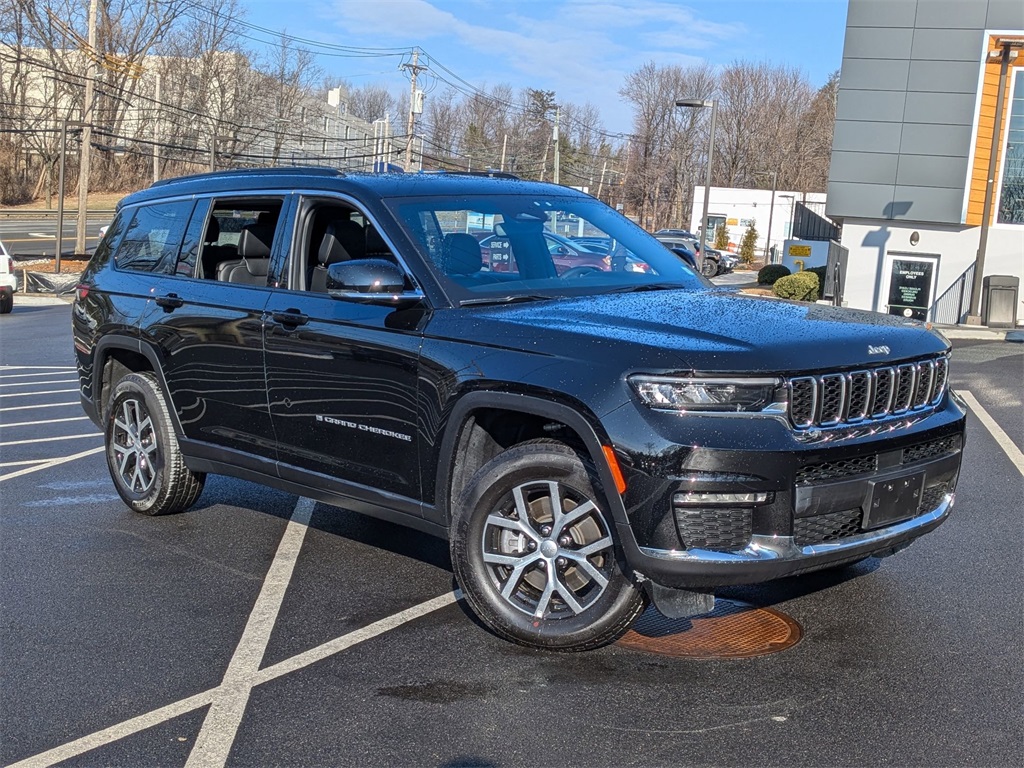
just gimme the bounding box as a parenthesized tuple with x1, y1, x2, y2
(459, 294, 555, 307)
(602, 282, 686, 294)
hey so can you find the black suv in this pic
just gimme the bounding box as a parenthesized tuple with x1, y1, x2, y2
(74, 168, 966, 651)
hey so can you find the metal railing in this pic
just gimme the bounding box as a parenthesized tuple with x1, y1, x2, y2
(931, 262, 975, 325)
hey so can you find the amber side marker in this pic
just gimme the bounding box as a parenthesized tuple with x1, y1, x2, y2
(617, 599, 802, 659)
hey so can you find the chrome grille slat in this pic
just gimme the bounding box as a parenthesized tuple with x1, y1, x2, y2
(787, 355, 948, 430)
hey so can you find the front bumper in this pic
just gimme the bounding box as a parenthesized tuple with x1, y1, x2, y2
(605, 392, 966, 590)
(622, 492, 952, 589)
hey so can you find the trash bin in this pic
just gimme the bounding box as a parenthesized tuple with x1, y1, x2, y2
(982, 275, 1019, 328)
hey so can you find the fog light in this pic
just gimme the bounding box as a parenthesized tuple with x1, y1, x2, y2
(674, 491, 769, 506)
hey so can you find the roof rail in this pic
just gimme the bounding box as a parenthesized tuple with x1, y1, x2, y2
(426, 169, 521, 181)
(150, 166, 344, 188)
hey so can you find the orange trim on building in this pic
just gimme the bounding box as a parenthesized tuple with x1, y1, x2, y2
(966, 36, 1024, 226)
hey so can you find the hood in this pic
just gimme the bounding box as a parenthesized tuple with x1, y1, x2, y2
(453, 289, 948, 374)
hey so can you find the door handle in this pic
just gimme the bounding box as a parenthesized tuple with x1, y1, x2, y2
(270, 309, 309, 327)
(155, 293, 184, 311)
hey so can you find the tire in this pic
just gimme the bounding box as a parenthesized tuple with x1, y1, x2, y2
(104, 371, 205, 515)
(701, 258, 718, 278)
(0, 289, 12, 314)
(450, 440, 645, 651)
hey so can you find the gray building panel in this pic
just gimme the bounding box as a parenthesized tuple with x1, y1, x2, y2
(826, 181, 900, 220)
(899, 122, 974, 157)
(910, 28, 985, 60)
(839, 58, 912, 91)
(833, 120, 906, 154)
(907, 59, 981, 92)
(913, 0, 988, 29)
(830, 151, 900, 184)
(842, 26, 915, 59)
(903, 91, 977, 126)
(891, 185, 966, 221)
(987, 0, 1024, 28)
(845, 0, 917, 27)
(836, 89, 908, 122)
(895, 154, 971, 188)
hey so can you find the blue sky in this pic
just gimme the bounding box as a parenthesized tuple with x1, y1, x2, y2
(244, 0, 849, 133)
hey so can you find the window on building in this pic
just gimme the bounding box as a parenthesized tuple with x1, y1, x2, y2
(997, 71, 1024, 224)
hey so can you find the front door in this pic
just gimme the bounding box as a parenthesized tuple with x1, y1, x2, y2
(881, 252, 939, 321)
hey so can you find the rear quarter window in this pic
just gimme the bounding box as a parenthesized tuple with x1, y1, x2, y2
(115, 200, 196, 274)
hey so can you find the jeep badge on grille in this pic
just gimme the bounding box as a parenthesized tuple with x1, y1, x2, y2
(868, 344, 891, 355)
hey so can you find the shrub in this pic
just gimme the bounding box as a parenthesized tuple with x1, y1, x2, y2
(807, 266, 828, 298)
(757, 264, 791, 285)
(714, 223, 730, 250)
(739, 223, 758, 264)
(773, 271, 819, 301)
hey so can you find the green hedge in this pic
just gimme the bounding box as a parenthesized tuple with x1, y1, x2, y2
(757, 264, 791, 285)
(807, 266, 828, 298)
(773, 271, 819, 301)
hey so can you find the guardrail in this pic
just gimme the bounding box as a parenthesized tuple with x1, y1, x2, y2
(0, 209, 116, 219)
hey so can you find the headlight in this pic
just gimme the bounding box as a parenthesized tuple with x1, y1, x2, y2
(629, 375, 783, 412)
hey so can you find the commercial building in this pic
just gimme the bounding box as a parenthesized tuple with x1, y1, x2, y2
(826, 0, 1023, 325)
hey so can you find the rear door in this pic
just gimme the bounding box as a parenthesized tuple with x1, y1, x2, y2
(137, 194, 292, 462)
(262, 195, 424, 507)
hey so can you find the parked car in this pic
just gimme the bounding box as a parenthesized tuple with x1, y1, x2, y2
(479, 231, 609, 274)
(74, 167, 965, 651)
(0, 240, 17, 314)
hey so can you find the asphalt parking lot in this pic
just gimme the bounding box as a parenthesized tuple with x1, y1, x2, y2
(1, 296, 1021, 767)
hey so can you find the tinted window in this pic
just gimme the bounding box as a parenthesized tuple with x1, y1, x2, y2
(115, 200, 196, 274)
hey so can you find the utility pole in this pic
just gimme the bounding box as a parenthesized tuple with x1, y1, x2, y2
(400, 49, 427, 172)
(596, 160, 607, 198)
(552, 106, 560, 185)
(75, 0, 98, 256)
(500, 134, 508, 172)
(152, 73, 161, 183)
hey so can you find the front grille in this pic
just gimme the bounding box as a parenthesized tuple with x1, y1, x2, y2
(919, 482, 949, 513)
(788, 355, 948, 429)
(794, 509, 862, 545)
(674, 507, 752, 552)
(796, 454, 879, 485)
(903, 435, 961, 464)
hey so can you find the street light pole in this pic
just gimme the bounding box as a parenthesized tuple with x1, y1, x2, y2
(676, 98, 717, 259)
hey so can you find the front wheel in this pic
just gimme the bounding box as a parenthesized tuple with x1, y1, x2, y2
(451, 440, 644, 651)
(104, 371, 205, 515)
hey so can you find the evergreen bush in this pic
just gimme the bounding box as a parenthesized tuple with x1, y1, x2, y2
(772, 271, 819, 301)
(757, 264, 791, 285)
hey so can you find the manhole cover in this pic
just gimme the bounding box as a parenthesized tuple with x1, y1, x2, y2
(617, 599, 802, 658)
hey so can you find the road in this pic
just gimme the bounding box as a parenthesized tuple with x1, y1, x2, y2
(0, 216, 110, 258)
(1, 296, 1021, 767)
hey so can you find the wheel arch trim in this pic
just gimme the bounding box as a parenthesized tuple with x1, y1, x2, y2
(435, 390, 630, 527)
(92, 335, 183, 437)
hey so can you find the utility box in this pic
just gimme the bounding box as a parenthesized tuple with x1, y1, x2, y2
(981, 275, 1019, 328)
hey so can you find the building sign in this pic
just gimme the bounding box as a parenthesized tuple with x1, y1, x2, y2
(788, 244, 812, 257)
(887, 258, 934, 320)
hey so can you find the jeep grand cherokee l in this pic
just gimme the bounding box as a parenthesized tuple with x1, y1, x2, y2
(73, 168, 966, 651)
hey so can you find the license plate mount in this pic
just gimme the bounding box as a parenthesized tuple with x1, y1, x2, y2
(864, 472, 926, 530)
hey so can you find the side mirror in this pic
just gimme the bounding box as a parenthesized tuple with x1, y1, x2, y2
(326, 259, 422, 307)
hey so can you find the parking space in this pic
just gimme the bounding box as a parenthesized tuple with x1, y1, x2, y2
(2, 303, 1021, 767)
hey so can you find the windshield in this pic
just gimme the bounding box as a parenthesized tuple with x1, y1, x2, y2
(387, 193, 711, 303)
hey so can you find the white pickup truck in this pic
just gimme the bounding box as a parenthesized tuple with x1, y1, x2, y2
(0, 240, 17, 313)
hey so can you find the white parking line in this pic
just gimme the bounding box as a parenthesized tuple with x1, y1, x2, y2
(0, 379, 78, 389)
(185, 497, 315, 767)
(0, 433, 100, 447)
(0, 416, 91, 428)
(9, 579, 460, 767)
(0, 367, 77, 375)
(0, 446, 105, 482)
(0, 388, 80, 399)
(960, 390, 1024, 476)
(0, 401, 80, 413)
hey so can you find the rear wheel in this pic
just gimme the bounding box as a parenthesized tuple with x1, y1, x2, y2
(451, 440, 644, 651)
(701, 258, 718, 278)
(0, 288, 12, 314)
(104, 371, 205, 515)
